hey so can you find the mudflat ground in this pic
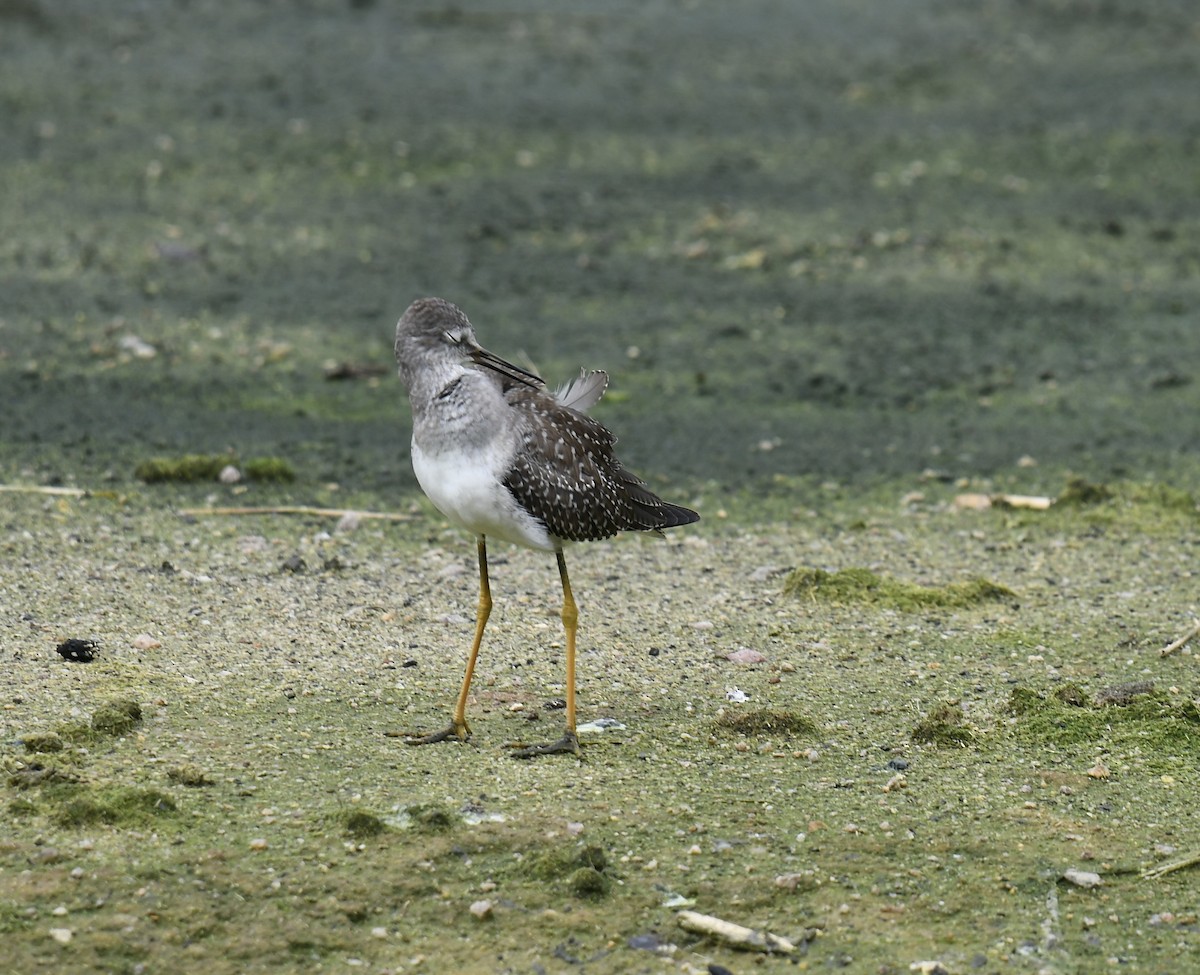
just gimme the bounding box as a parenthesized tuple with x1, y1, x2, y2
(2, 2, 1199, 973)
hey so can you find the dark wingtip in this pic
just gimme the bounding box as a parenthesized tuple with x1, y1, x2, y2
(656, 502, 700, 529)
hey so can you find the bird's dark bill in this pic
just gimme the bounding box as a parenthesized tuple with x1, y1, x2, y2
(470, 348, 544, 388)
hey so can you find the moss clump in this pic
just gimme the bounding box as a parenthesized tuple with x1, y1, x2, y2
(407, 803, 455, 833)
(1052, 683, 1089, 708)
(527, 844, 612, 900)
(783, 567, 1014, 611)
(91, 699, 143, 736)
(135, 454, 295, 483)
(1056, 477, 1113, 506)
(912, 703, 975, 747)
(136, 454, 227, 482)
(1007, 686, 1200, 761)
(166, 764, 212, 787)
(23, 732, 64, 753)
(242, 457, 296, 482)
(8, 764, 81, 790)
(1127, 483, 1197, 512)
(567, 866, 611, 899)
(576, 845, 607, 873)
(343, 811, 387, 838)
(54, 786, 177, 828)
(714, 709, 818, 738)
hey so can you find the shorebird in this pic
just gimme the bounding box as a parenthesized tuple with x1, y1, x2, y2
(394, 297, 699, 757)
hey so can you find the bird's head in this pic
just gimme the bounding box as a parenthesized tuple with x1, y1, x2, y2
(394, 297, 543, 393)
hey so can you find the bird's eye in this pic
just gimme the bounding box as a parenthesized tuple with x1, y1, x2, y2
(444, 330, 462, 345)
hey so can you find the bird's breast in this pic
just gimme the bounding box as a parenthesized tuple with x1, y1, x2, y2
(410, 438, 556, 552)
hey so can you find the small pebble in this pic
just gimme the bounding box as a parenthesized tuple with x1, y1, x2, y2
(577, 717, 625, 735)
(725, 647, 767, 665)
(49, 928, 73, 944)
(469, 899, 493, 919)
(131, 633, 162, 650)
(218, 465, 242, 484)
(248, 838, 269, 851)
(1063, 868, 1103, 889)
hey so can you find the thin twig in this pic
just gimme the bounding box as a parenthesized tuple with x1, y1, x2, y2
(1143, 850, 1200, 879)
(179, 506, 412, 521)
(0, 484, 90, 497)
(1160, 619, 1200, 657)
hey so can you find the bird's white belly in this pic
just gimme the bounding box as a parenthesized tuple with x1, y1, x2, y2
(411, 439, 555, 551)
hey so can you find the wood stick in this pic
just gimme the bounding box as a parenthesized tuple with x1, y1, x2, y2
(1160, 619, 1200, 657)
(676, 909, 795, 953)
(1143, 850, 1200, 879)
(0, 485, 90, 497)
(179, 506, 411, 522)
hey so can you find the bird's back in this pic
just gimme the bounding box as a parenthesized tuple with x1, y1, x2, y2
(501, 385, 699, 544)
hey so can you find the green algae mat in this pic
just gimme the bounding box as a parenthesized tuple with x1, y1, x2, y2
(3, 1, 1200, 972)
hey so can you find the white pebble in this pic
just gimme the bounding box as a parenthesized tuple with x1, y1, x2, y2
(1063, 868, 1103, 888)
(469, 899, 493, 919)
(49, 928, 73, 944)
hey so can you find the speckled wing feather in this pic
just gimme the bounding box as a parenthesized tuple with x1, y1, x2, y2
(501, 387, 698, 543)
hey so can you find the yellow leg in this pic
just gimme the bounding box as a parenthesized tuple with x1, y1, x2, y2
(510, 548, 581, 758)
(559, 549, 578, 738)
(404, 535, 491, 745)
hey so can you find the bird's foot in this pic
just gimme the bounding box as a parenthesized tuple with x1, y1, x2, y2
(508, 731, 581, 759)
(388, 722, 471, 746)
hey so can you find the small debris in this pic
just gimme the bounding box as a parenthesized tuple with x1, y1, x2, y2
(1086, 760, 1111, 779)
(48, 928, 74, 944)
(280, 554, 307, 574)
(324, 361, 389, 381)
(118, 334, 158, 359)
(725, 686, 749, 703)
(468, 899, 493, 919)
(576, 718, 626, 735)
(775, 871, 819, 892)
(249, 838, 269, 851)
(677, 909, 794, 954)
(218, 465, 242, 484)
(56, 638, 98, 663)
(628, 932, 676, 955)
(953, 493, 993, 511)
(130, 633, 162, 650)
(909, 963, 950, 975)
(660, 891, 695, 908)
(725, 647, 767, 665)
(992, 493, 1053, 510)
(1063, 868, 1103, 889)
